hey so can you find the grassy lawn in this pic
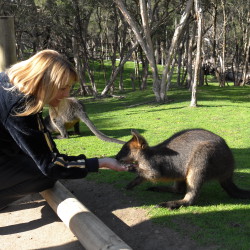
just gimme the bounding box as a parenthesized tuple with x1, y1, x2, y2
(50, 64, 250, 249)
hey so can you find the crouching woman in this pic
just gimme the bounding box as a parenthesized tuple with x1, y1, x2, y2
(0, 49, 126, 210)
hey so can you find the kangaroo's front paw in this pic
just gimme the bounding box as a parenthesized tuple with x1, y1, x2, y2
(125, 183, 135, 190)
(156, 201, 182, 210)
(147, 186, 161, 192)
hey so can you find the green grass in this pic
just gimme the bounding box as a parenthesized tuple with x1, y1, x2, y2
(52, 63, 250, 249)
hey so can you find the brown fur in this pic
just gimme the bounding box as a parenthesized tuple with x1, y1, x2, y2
(44, 97, 125, 144)
(116, 129, 250, 209)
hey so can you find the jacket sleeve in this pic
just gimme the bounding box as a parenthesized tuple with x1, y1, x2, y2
(4, 111, 99, 179)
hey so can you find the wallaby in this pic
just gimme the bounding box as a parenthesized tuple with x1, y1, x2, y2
(44, 97, 125, 144)
(116, 129, 250, 209)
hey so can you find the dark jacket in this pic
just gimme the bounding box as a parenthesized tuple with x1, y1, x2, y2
(0, 72, 99, 179)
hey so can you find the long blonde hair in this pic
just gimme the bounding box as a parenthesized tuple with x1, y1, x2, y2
(7, 49, 78, 116)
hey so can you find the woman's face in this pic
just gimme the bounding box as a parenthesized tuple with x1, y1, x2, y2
(49, 85, 71, 107)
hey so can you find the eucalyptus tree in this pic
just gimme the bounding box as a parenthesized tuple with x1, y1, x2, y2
(91, 0, 136, 95)
(190, 0, 203, 107)
(161, 0, 194, 97)
(114, 0, 194, 102)
(232, 0, 250, 86)
(114, 0, 161, 101)
(201, 0, 249, 86)
(1, 0, 248, 98)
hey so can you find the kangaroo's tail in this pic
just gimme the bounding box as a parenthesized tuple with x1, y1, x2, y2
(220, 178, 250, 199)
(78, 110, 125, 145)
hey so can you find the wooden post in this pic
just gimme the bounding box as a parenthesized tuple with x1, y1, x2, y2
(0, 16, 17, 71)
(40, 181, 132, 250)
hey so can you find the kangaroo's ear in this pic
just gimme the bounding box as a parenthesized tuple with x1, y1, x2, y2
(131, 129, 140, 137)
(130, 129, 148, 149)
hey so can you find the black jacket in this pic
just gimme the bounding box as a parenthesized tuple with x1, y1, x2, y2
(0, 72, 99, 179)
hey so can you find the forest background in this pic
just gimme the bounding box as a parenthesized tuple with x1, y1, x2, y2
(1, 0, 249, 106)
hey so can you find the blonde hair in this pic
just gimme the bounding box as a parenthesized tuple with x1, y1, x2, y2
(6, 49, 78, 116)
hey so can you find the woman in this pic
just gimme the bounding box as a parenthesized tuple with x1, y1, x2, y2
(0, 49, 127, 210)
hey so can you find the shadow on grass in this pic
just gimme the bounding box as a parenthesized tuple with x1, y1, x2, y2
(77, 145, 250, 249)
(149, 207, 250, 249)
(1, 168, 249, 250)
(66, 127, 146, 140)
(67, 172, 250, 250)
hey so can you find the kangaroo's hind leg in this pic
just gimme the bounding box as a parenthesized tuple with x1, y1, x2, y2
(157, 169, 204, 209)
(126, 176, 145, 190)
(147, 181, 186, 194)
(158, 142, 211, 209)
(73, 121, 80, 135)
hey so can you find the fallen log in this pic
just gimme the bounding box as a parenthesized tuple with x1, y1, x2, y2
(41, 181, 132, 250)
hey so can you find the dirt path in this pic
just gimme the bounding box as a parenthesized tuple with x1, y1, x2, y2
(0, 179, 219, 250)
(63, 179, 218, 250)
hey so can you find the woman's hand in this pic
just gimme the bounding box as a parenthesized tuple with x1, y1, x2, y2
(98, 158, 128, 172)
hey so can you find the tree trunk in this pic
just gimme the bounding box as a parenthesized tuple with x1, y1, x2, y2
(0, 16, 17, 71)
(140, 54, 149, 90)
(72, 35, 92, 96)
(241, 11, 250, 86)
(219, 0, 226, 87)
(71, 0, 97, 96)
(160, 0, 194, 102)
(101, 41, 139, 96)
(166, 56, 176, 91)
(177, 41, 184, 86)
(187, 21, 196, 89)
(211, 0, 218, 67)
(114, 0, 161, 102)
(190, 0, 203, 107)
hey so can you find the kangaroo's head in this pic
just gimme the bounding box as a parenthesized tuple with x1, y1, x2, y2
(116, 129, 148, 171)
